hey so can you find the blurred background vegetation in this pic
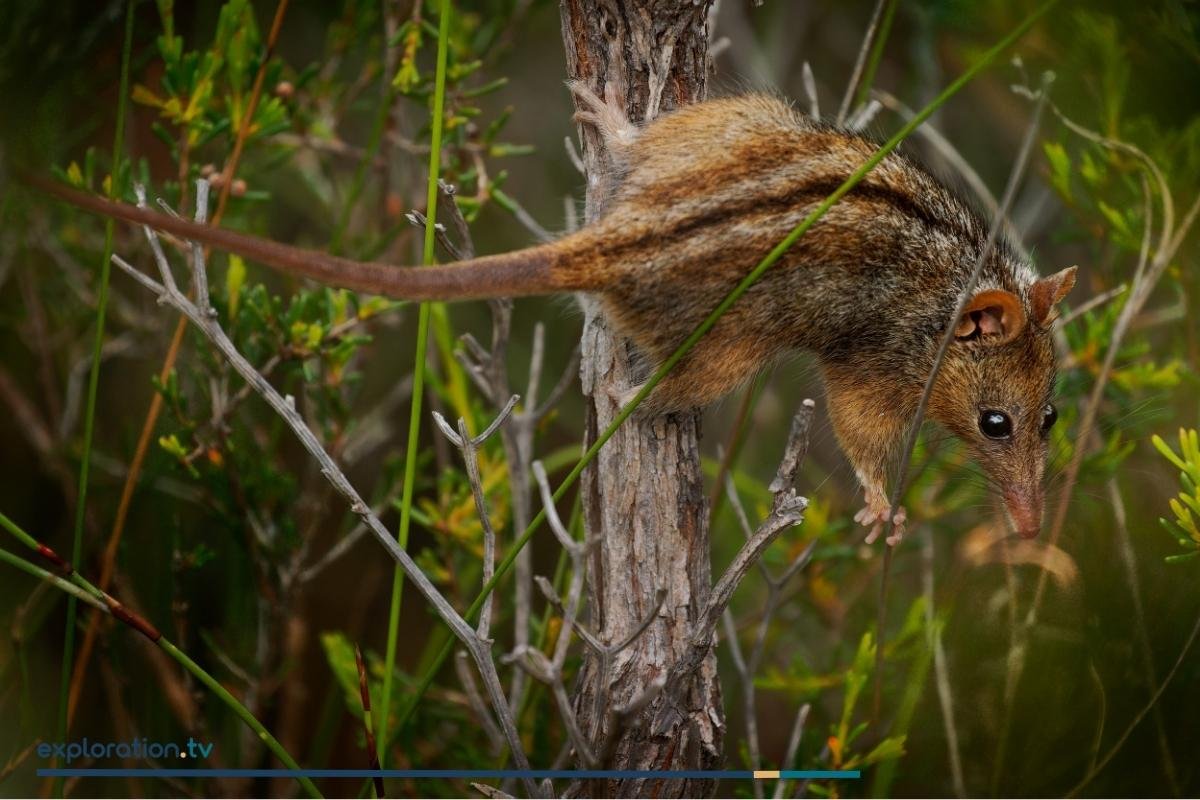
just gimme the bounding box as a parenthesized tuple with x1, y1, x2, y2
(0, 0, 1198, 797)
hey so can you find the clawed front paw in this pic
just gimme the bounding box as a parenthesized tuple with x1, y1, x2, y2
(855, 503, 907, 547)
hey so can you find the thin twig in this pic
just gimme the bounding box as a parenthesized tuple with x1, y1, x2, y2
(295, 494, 400, 583)
(654, 401, 814, 737)
(802, 62, 819, 120)
(921, 527, 965, 797)
(504, 461, 598, 766)
(720, 463, 818, 797)
(455, 650, 505, 754)
(1035, 185, 1200, 612)
(837, 0, 891, 125)
(1057, 283, 1128, 327)
(432, 397, 520, 640)
(771, 703, 810, 800)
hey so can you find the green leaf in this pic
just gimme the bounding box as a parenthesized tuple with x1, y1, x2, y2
(131, 84, 167, 110)
(1153, 433, 1187, 472)
(226, 255, 246, 320)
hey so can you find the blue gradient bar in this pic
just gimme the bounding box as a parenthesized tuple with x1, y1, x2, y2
(38, 768, 861, 780)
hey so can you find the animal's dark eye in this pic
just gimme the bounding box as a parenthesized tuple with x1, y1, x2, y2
(979, 410, 1012, 440)
(1041, 403, 1058, 434)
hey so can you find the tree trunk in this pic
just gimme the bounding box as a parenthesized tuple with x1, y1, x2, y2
(560, 2, 722, 797)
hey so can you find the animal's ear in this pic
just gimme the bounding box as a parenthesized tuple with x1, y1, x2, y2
(954, 288, 1026, 344)
(1029, 266, 1078, 327)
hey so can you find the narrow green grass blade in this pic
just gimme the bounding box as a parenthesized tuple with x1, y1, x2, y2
(377, 0, 453, 767)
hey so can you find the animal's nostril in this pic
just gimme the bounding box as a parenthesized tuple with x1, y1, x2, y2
(1004, 488, 1043, 540)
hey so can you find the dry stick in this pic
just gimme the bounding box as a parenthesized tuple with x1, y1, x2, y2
(771, 703, 812, 800)
(110, 186, 540, 799)
(506, 461, 598, 778)
(871, 72, 1052, 720)
(1065, 609, 1200, 798)
(757, 704, 805, 798)
(802, 62, 820, 120)
(471, 782, 516, 800)
(67, 0, 292, 728)
(431, 396, 521, 642)
(510, 472, 665, 795)
(431, 183, 545, 716)
(836, 0, 892, 126)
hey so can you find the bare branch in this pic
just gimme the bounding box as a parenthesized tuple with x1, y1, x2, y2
(432, 402, 518, 640)
(190, 179, 211, 314)
(653, 401, 815, 738)
(437, 180, 476, 259)
(111, 183, 539, 796)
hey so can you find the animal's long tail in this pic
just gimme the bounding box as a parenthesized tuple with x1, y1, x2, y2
(29, 174, 584, 300)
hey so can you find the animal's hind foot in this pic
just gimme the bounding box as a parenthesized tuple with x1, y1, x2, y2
(568, 80, 639, 149)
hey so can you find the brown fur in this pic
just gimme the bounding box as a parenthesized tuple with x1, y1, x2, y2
(33, 89, 1076, 542)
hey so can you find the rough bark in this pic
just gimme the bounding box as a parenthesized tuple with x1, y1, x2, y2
(560, 2, 722, 797)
